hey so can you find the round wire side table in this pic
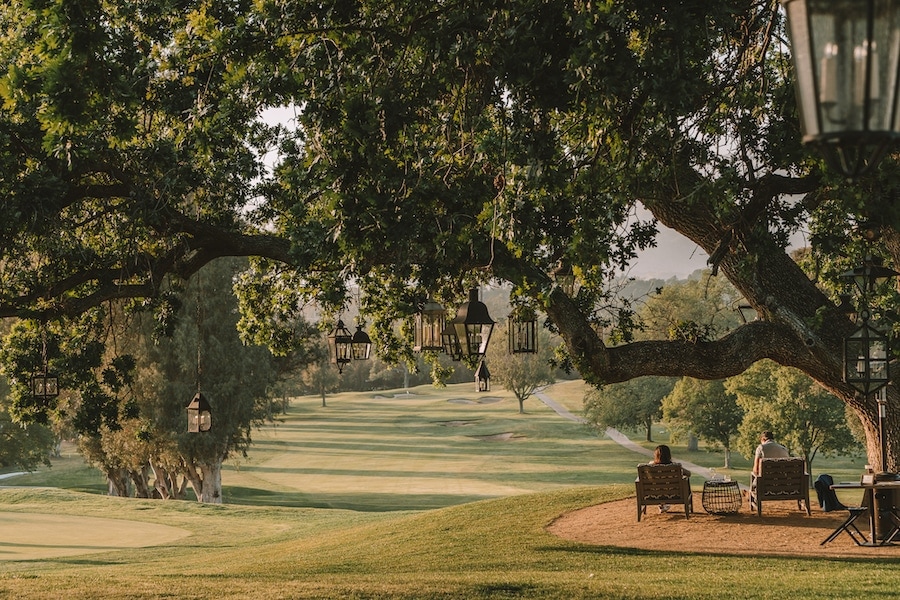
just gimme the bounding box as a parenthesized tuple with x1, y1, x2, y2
(702, 479, 742, 514)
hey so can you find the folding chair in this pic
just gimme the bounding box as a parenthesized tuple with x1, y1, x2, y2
(821, 505, 867, 546)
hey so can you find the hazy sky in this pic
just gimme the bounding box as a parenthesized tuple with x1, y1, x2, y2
(626, 225, 709, 280)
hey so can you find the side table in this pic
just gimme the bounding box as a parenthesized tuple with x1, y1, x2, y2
(702, 479, 742, 514)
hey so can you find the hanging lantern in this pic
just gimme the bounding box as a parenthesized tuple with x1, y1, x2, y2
(31, 372, 59, 400)
(781, 0, 900, 177)
(552, 262, 580, 297)
(839, 253, 900, 297)
(844, 317, 891, 395)
(441, 322, 462, 361)
(351, 324, 372, 361)
(475, 360, 491, 393)
(32, 325, 59, 401)
(450, 288, 495, 358)
(508, 305, 538, 354)
(186, 392, 212, 433)
(414, 298, 446, 352)
(328, 320, 353, 373)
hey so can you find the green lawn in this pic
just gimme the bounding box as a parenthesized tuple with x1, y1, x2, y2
(0, 381, 894, 599)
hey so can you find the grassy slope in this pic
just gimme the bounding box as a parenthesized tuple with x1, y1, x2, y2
(0, 381, 893, 599)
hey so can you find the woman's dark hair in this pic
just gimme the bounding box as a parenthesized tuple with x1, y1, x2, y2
(654, 444, 672, 464)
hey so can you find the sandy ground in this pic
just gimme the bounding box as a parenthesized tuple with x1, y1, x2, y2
(546, 497, 900, 558)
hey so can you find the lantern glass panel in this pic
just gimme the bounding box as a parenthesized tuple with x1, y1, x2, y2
(844, 321, 891, 393)
(441, 324, 462, 361)
(509, 315, 537, 354)
(351, 326, 372, 360)
(782, 0, 900, 175)
(415, 301, 445, 352)
(455, 322, 494, 357)
(32, 374, 59, 398)
(786, 0, 900, 136)
(328, 320, 353, 370)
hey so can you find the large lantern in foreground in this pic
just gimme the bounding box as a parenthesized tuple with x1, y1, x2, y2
(781, 0, 900, 177)
(450, 288, 495, 359)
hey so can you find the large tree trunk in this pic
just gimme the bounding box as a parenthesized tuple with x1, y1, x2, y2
(106, 468, 129, 497)
(184, 460, 224, 504)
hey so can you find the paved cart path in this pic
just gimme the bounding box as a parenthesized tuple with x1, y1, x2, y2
(535, 389, 722, 483)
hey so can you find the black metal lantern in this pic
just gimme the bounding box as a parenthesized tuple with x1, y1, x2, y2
(187, 392, 212, 433)
(844, 318, 891, 394)
(450, 288, 495, 358)
(840, 253, 900, 297)
(31, 372, 59, 400)
(328, 319, 353, 373)
(508, 306, 538, 354)
(351, 324, 373, 361)
(32, 324, 59, 401)
(414, 298, 446, 352)
(475, 360, 491, 392)
(552, 262, 579, 297)
(781, 0, 900, 177)
(440, 322, 462, 361)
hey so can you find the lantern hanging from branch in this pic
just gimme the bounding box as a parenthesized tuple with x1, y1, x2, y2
(32, 325, 59, 401)
(351, 324, 373, 361)
(414, 298, 446, 352)
(186, 392, 212, 433)
(475, 360, 491, 393)
(450, 288, 495, 359)
(781, 0, 900, 177)
(328, 319, 353, 373)
(508, 305, 538, 354)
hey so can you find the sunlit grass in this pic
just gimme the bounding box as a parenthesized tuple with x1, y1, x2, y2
(0, 381, 892, 599)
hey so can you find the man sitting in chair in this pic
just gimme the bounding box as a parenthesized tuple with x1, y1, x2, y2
(752, 431, 789, 475)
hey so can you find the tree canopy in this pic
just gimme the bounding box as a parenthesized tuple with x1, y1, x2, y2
(1, 1, 899, 469)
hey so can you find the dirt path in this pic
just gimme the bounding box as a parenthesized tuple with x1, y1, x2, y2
(535, 389, 900, 556)
(546, 497, 899, 557)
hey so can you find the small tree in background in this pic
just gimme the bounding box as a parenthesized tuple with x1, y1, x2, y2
(487, 323, 555, 414)
(584, 377, 675, 442)
(662, 377, 744, 468)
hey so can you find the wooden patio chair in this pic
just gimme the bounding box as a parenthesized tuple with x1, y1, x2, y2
(635, 463, 692, 521)
(749, 457, 811, 517)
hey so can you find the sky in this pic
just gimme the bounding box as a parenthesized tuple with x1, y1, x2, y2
(625, 225, 710, 280)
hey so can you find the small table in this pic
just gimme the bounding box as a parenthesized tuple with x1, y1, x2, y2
(827, 481, 900, 546)
(702, 479, 742, 514)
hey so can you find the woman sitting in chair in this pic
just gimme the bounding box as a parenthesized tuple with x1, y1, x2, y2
(650, 445, 690, 512)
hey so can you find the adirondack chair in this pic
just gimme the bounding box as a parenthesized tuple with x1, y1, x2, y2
(749, 457, 811, 517)
(635, 463, 692, 521)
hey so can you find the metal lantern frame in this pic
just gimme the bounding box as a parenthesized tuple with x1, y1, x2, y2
(781, 0, 900, 177)
(552, 262, 580, 297)
(187, 392, 212, 433)
(508, 305, 538, 354)
(31, 371, 59, 400)
(449, 288, 496, 359)
(414, 298, 446, 352)
(32, 325, 59, 401)
(328, 319, 353, 373)
(840, 253, 900, 297)
(441, 322, 462, 361)
(844, 318, 891, 395)
(475, 360, 491, 393)
(351, 324, 373, 361)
